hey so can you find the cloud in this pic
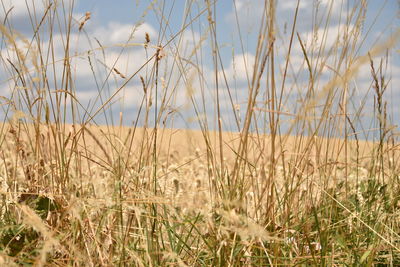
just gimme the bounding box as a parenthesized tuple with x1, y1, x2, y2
(280, 0, 345, 15)
(0, 3, 160, 123)
(119, 85, 145, 108)
(218, 52, 255, 86)
(352, 60, 400, 95)
(169, 29, 204, 60)
(226, 0, 348, 36)
(279, 0, 309, 11)
(0, 0, 44, 19)
(75, 89, 98, 104)
(91, 21, 157, 47)
(0, 0, 79, 34)
(224, 0, 264, 34)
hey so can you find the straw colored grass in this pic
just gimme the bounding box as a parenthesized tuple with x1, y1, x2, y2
(0, 0, 399, 266)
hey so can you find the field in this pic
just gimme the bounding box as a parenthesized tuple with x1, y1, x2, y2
(1, 0, 400, 266)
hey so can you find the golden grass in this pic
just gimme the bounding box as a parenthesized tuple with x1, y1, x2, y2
(1, 0, 400, 265)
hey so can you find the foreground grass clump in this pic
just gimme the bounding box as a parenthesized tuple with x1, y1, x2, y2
(0, 124, 399, 266)
(0, 0, 400, 266)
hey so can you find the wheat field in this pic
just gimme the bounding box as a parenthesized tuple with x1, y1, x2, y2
(0, 0, 400, 266)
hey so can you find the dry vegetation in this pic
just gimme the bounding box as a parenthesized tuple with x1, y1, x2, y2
(0, 0, 400, 266)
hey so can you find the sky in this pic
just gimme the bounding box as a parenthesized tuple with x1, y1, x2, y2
(0, 0, 399, 139)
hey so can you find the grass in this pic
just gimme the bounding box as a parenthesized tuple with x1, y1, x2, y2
(0, 0, 399, 266)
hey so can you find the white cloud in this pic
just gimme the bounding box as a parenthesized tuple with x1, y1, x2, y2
(280, 0, 345, 15)
(119, 85, 145, 108)
(1, 0, 78, 25)
(170, 29, 204, 60)
(352, 61, 400, 94)
(280, 0, 309, 10)
(226, 0, 350, 46)
(225, 0, 263, 34)
(0, 0, 44, 18)
(0, 5, 160, 121)
(75, 89, 97, 104)
(283, 22, 360, 82)
(92, 21, 157, 47)
(219, 52, 255, 84)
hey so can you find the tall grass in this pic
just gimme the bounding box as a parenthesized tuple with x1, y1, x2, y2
(0, 0, 399, 265)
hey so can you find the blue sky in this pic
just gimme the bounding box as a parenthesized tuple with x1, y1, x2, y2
(0, 0, 399, 138)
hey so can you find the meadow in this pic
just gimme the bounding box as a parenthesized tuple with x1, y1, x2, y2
(0, 0, 400, 266)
